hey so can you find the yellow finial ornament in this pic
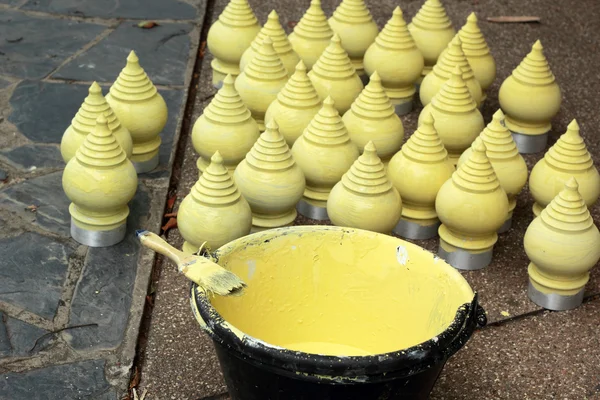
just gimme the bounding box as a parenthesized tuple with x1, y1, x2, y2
(288, 0, 334, 70)
(458, 109, 527, 233)
(235, 37, 289, 131)
(106, 50, 168, 174)
(387, 112, 455, 239)
(308, 34, 364, 115)
(529, 119, 600, 216)
(342, 71, 404, 164)
(364, 7, 424, 115)
(234, 120, 306, 231)
(327, 141, 402, 233)
(418, 65, 484, 165)
(328, 0, 379, 83)
(192, 74, 260, 175)
(524, 177, 600, 311)
(408, 0, 456, 83)
(458, 12, 496, 103)
(436, 138, 509, 270)
(264, 61, 322, 147)
(177, 151, 252, 253)
(499, 40, 561, 153)
(291, 96, 360, 220)
(420, 35, 482, 107)
(61, 81, 133, 163)
(206, 0, 261, 88)
(62, 115, 138, 247)
(239, 10, 300, 77)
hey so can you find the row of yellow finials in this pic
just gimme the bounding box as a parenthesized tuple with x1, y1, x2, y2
(58, 0, 600, 311)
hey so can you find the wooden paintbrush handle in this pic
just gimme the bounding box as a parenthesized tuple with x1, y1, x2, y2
(136, 230, 187, 265)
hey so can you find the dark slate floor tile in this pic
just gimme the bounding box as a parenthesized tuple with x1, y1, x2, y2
(0, 233, 74, 320)
(92, 388, 118, 400)
(53, 21, 194, 86)
(0, 359, 111, 399)
(0, 313, 10, 357)
(0, 169, 7, 182)
(4, 317, 50, 357)
(66, 185, 150, 350)
(0, 144, 63, 171)
(22, 0, 199, 20)
(8, 81, 88, 144)
(0, 171, 71, 236)
(0, 11, 105, 80)
(0, 77, 13, 89)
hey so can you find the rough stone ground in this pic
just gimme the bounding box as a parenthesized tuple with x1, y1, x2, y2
(0, 0, 204, 398)
(137, 0, 600, 399)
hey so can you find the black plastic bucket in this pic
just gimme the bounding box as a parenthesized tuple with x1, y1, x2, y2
(189, 226, 487, 399)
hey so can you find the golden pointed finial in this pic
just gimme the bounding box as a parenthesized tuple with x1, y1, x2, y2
(420, 34, 482, 106)
(178, 150, 252, 252)
(245, 119, 296, 171)
(327, 141, 402, 233)
(192, 73, 260, 174)
(235, 37, 289, 131)
(264, 60, 322, 147)
(291, 96, 360, 218)
(408, 0, 456, 80)
(75, 115, 128, 167)
(342, 70, 404, 162)
(529, 119, 600, 216)
(288, 0, 334, 70)
(458, 11, 496, 98)
(524, 176, 600, 311)
(308, 34, 364, 114)
(239, 9, 300, 77)
(400, 112, 448, 163)
(61, 81, 133, 163)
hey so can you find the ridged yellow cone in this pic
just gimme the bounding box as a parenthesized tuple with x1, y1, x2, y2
(288, 0, 334, 70)
(363, 7, 424, 114)
(387, 112, 455, 239)
(436, 137, 509, 270)
(342, 71, 404, 164)
(524, 177, 600, 311)
(328, 0, 379, 78)
(61, 82, 133, 163)
(206, 0, 261, 87)
(178, 151, 252, 253)
(234, 120, 305, 230)
(62, 115, 138, 247)
(308, 34, 364, 115)
(105, 50, 167, 173)
(408, 0, 456, 81)
(420, 35, 482, 107)
(458, 12, 496, 102)
(458, 109, 527, 233)
(419, 65, 484, 165)
(192, 74, 260, 175)
(499, 40, 561, 152)
(239, 10, 300, 77)
(235, 37, 288, 131)
(264, 61, 322, 147)
(529, 120, 600, 216)
(291, 96, 360, 217)
(327, 141, 402, 233)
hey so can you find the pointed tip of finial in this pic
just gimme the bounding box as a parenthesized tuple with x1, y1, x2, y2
(422, 111, 434, 125)
(451, 35, 462, 46)
(127, 50, 139, 63)
(262, 36, 274, 46)
(310, 0, 321, 6)
(364, 141, 377, 153)
(89, 81, 102, 94)
(472, 136, 486, 153)
(533, 40, 543, 50)
(266, 118, 279, 131)
(211, 151, 224, 164)
(295, 60, 307, 73)
(393, 6, 403, 16)
(492, 109, 505, 121)
(223, 74, 235, 86)
(331, 33, 341, 44)
(451, 64, 462, 77)
(370, 71, 381, 82)
(323, 96, 335, 107)
(96, 114, 108, 126)
(565, 176, 579, 191)
(567, 119, 579, 132)
(268, 9, 279, 19)
(467, 12, 477, 22)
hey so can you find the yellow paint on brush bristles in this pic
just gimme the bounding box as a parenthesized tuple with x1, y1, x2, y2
(210, 226, 474, 357)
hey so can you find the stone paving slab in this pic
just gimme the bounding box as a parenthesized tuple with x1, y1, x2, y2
(0, 0, 204, 397)
(21, 0, 200, 20)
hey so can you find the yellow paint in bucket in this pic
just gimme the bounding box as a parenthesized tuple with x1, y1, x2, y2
(210, 226, 474, 357)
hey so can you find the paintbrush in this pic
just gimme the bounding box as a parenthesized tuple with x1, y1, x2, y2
(135, 230, 246, 296)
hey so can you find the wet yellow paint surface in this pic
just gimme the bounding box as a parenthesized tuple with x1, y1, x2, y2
(210, 226, 474, 357)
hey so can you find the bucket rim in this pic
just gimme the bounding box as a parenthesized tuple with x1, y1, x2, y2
(189, 225, 487, 381)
